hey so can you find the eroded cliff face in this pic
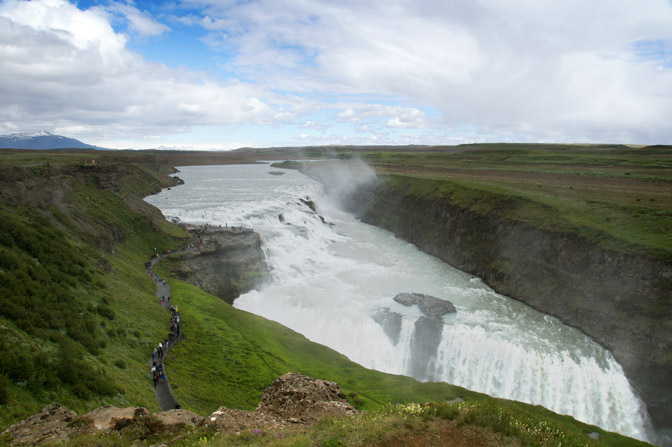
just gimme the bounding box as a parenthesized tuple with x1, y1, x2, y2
(170, 228, 268, 304)
(346, 178, 672, 434)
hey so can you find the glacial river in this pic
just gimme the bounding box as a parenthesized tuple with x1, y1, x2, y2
(145, 163, 653, 442)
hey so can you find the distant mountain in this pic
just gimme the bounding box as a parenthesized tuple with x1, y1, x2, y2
(0, 131, 105, 150)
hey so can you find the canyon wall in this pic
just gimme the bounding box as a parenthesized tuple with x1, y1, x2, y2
(170, 228, 268, 304)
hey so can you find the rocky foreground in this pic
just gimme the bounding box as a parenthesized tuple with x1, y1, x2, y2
(2, 373, 357, 445)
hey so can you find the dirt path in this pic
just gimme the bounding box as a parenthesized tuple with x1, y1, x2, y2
(147, 256, 182, 411)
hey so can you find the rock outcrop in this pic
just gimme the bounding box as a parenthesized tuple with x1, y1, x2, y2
(375, 293, 456, 380)
(206, 408, 286, 432)
(83, 406, 150, 431)
(171, 227, 268, 304)
(208, 372, 357, 431)
(393, 292, 457, 317)
(4, 374, 354, 445)
(256, 372, 357, 424)
(2, 403, 205, 445)
(2, 403, 78, 445)
(153, 409, 204, 426)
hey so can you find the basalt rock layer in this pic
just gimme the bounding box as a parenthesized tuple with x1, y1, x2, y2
(345, 176, 672, 435)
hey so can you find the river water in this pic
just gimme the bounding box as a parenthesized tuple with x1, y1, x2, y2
(145, 163, 653, 442)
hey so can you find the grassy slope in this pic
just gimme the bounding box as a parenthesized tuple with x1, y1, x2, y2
(0, 158, 188, 427)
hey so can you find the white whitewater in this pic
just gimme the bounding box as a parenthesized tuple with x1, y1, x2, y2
(145, 163, 653, 442)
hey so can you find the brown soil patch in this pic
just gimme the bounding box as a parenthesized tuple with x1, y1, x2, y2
(375, 419, 518, 447)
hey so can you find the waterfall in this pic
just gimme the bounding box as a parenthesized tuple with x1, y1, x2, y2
(145, 163, 654, 443)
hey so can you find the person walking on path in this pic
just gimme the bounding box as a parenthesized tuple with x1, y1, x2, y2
(146, 253, 182, 410)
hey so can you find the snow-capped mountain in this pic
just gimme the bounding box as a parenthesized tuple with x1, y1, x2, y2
(0, 131, 103, 150)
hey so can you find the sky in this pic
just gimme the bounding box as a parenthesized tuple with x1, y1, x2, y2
(0, 0, 671, 150)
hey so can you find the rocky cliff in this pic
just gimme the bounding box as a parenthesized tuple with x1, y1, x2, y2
(345, 175, 672, 436)
(169, 227, 268, 304)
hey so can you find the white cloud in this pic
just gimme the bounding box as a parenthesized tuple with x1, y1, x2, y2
(0, 0, 308, 146)
(2, 0, 672, 146)
(336, 108, 359, 122)
(386, 110, 428, 129)
(105, 2, 171, 38)
(300, 120, 327, 131)
(183, 0, 672, 143)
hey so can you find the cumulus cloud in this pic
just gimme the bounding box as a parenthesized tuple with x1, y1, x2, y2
(336, 108, 359, 122)
(0, 0, 306, 144)
(382, 108, 429, 129)
(1, 0, 671, 146)
(300, 120, 327, 131)
(181, 0, 672, 143)
(105, 2, 171, 37)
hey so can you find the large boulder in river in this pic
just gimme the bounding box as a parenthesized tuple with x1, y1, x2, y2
(372, 293, 456, 380)
(372, 308, 403, 345)
(393, 292, 456, 317)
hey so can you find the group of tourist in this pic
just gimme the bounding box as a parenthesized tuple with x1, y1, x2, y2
(180, 242, 201, 251)
(145, 254, 182, 391)
(168, 306, 181, 342)
(150, 362, 165, 387)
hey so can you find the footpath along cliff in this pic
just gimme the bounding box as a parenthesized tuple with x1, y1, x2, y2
(341, 174, 672, 436)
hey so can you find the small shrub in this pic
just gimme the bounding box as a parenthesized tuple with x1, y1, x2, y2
(72, 382, 90, 399)
(0, 375, 9, 405)
(97, 304, 115, 320)
(321, 438, 344, 447)
(431, 402, 461, 421)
